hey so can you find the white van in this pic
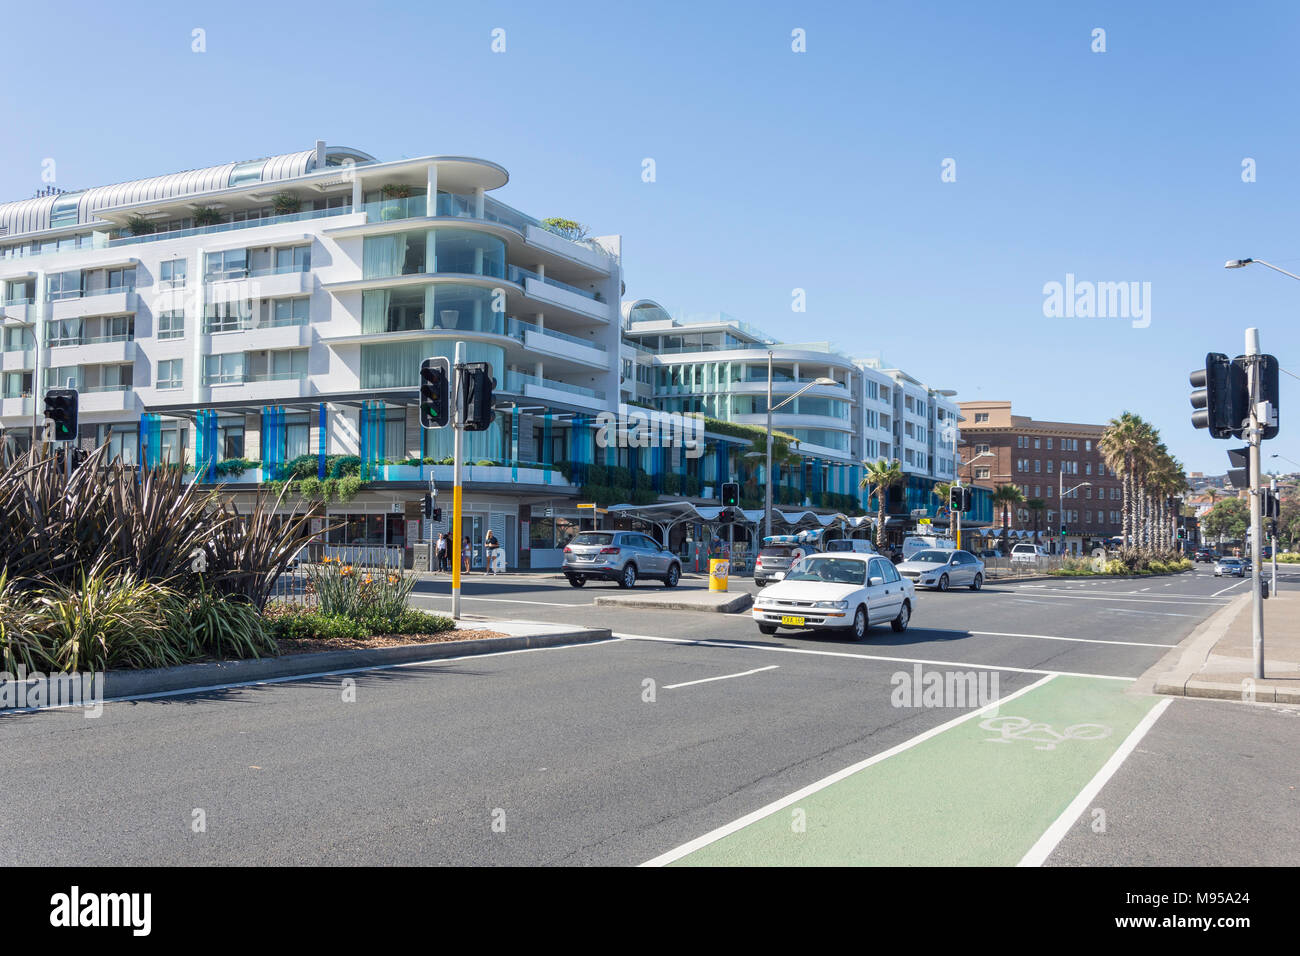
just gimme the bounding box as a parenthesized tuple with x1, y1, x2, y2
(824, 539, 879, 555)
(902, 534, 956, 561)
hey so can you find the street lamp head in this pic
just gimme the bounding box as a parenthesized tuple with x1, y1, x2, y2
(813, 377, 836, 386)
(1224, 258, 1253, 269)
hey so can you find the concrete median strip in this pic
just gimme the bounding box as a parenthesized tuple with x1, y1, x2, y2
(84, 626, 613, 704)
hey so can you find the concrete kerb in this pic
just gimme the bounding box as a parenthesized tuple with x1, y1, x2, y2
(592, 590, 754, 613)
(93, 627, 613, 701)
(1136, 593, 1255, 700)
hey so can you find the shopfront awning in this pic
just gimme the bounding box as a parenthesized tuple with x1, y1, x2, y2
(605, 502, 873, 540)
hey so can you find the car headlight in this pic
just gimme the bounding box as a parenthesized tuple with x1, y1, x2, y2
(812, 600, 848, 610)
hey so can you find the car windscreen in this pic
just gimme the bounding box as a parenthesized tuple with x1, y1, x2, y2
(909, 550, 949, 563)
(570, 533, 613, 546)
(784, 557, 866, 585)
(759, 546, 796, 557)
(825, 540, 866, 551)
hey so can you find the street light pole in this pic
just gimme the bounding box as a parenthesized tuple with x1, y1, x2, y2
(1246, 327, 1265, 680)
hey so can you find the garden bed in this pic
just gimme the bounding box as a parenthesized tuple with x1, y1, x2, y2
(277, 627, 509, 656)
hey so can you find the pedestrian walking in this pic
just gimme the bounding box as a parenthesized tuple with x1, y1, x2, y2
(462, 535, 471, 574)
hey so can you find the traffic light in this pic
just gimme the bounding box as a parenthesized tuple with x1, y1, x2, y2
(433, 506, 442, 522)
(419, 359, 448, 428)
(423, 493, 433, 519)
(949, 486, 973, 512)
(43, 388, 78, 442)
(1262, 489, 1280, 520)
(459, 362, 496, 432)
(1189, 352, 1245, 439)
(1176, 526, 1187, 540)
(1255, 354, 1280, 440)
(721, 482, 740, 508)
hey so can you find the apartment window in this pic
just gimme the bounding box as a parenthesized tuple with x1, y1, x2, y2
(204, 353, 245, 385)
(104, 267, 135, 291)
(1046, 487, 1054, 498)
(2, 370, 33, 398)
(1033, 485, 1041, 498)
(1047, 460, 1053, 473)
(47, 270, 82, 301)
(218, 418, 244, 458)
(1034, 460, 1041, 473)
(974, 412, 988, 423)
(159, 310, 185, 340)
(1047, 437, 1053, 449)
(271, 297, 310, 327)
(157, 359, 183, 390)
(267, 349, 307, 380)
(204, 301, 251, 333)
(160, 259, 187, 288)
(1086, 463, 1092, 475)
(975, 467, 990, 479)
(975, 443, 989, 455)
(1033, 438, 1040, 449)
(204, 249, 248, 281)
(274, 245, 311, 273)
(3, 326, 34, 352)
(1085, 440, 1092, 451)
(98, 424, 138, 464)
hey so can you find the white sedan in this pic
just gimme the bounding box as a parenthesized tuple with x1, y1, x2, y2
(751, 554, 915, 640)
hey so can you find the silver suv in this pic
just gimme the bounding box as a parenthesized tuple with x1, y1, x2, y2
(563, 531, 682, 588)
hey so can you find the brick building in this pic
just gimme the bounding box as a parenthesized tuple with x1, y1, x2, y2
(957, 400, 1124, 554)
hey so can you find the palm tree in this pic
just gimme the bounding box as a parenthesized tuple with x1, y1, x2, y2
(991, 484, 1024, 553)
(860, 459, 904, 552)
(1100, 412, 1145, 547)
(1026, 498, 1047, 543)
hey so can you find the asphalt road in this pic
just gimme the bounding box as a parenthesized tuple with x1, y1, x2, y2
(2, 567, 1296, 866)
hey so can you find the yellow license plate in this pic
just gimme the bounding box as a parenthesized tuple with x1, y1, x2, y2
(780, 615, 806, 626)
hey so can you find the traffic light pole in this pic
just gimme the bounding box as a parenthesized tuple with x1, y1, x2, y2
(451, 341, 465, 621)
(1246, 328, 1265, 679)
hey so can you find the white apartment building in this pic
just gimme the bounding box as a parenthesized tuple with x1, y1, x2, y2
(0, 141, 972, 563)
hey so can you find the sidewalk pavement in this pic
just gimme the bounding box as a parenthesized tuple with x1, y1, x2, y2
(1144, 586, 1300, 705)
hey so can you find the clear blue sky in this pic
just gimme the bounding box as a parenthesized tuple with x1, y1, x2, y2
(3, 0, 1298, 475)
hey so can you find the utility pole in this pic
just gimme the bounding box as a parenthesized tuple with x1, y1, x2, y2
(1246, 328, 1265, 679)
(764, 349, 774, 540)
(451, 342, 465, 620)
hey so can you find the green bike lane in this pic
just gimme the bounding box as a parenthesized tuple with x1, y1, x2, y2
(647, 674, 1165, 866)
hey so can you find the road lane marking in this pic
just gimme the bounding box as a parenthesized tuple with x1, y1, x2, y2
(414, 595, 596, 608)
(613, 634, 1134, 681)
(640, 675, 1057, 866)
(968, 630, 1176, 649)
(664, 665, 779, 690)
(1211, 580, 1248, 596)
(1018, 697, 1173, 866)
(1005, 590, 1229, 606)
(1098, 607, 1199, 618)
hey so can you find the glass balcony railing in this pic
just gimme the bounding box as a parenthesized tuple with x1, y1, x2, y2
(3, 297, 34, 307)
(507, 265, 600, 302)
(504, 370, 604, 401)
(108, 206, 353, 248)
(82, 383, 131, 394)
(362, 195, 429, 222)
(513, 320, 607, 352)
(48, 333, 134, 347)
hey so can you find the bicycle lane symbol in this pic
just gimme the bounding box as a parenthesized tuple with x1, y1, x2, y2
(979, 715, 1113, 751)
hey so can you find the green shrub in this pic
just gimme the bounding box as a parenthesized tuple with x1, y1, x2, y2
(262, 607, 370, 642)
(0, 571, 49, 671)
(31, 569, 186, 672)
(366, 609, 456, 635)
(167, 582, 277, 660)
(337, 475, 363, 502)
(307, 561, 415, 620)
(329, 456, 362, 478)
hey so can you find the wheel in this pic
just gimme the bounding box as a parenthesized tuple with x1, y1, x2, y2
(758, 623, 778, 635)
(567, 574, 586, 588)
(618, 564, 637, 589)
(891, 600, 911, 632)
(851, 604, 868, 640)
(663, 563, 680, 588)
(970, 573, 983, 591)
(938, 573, 950, 592)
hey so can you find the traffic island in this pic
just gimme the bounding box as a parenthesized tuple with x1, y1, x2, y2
(593, 589, 754, 613)
(1141, 589, 1300, 705)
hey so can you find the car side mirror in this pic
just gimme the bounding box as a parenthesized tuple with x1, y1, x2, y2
(869, 575, 884, 586)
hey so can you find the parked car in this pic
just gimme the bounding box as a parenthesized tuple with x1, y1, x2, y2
(1194, 548, 1215, 563)
(752, 554, 914, 639)
(1010, 543, 1048, 564)
(563, 531, 681, 588)
(754, 541, 818, 586)
(823, 538, 879, 555)
(1214, 557, 1245, 578)
(901, 534, 957, 561)
(896, 549, 985, 591)
(977, 548, 1000, 559)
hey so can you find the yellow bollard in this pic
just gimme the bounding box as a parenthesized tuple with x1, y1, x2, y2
(709, 558, 729, 592)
